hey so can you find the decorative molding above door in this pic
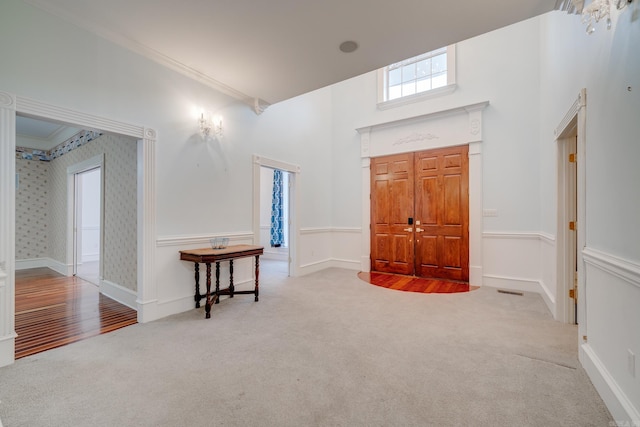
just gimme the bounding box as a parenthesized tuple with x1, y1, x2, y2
(357, 101, 489, 286)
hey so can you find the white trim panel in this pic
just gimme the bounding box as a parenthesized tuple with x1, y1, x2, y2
(580, 247, 640, 425)
(157, 231, 255, 248)
(583, 247, 640, 289)
(483, 231, 557, 316)
(582, 344, 640, 426)
(15, 257, 71, 276)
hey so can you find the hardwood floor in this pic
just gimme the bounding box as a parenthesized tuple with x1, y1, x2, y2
(15, 268, 137, 359)
(358, 271, 480, 294)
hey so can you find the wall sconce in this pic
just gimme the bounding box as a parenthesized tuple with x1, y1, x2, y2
(199, 112, 223, 139)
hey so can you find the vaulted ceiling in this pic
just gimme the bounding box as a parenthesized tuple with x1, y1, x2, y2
(23, 0, 555, 109)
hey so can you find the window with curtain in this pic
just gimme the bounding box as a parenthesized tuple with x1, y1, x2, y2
(270, 169, 284, 247)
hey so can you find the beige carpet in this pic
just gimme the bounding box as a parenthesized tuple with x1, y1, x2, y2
(0, 263, 612, 426)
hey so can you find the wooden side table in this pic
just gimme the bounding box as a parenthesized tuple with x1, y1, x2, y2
(179, 244, 264, 318)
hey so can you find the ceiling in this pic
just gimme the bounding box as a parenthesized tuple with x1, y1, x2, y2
(16, 115, 81, 151)
(22, 0, 556, 110)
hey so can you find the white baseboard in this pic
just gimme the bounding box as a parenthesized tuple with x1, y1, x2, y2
(15, 258, 49, 270)
(156, 295, 195, 319)
(48, 258, 72, 276)
(483, 274, 556, 314)
(360, 256, 370, 272)
(470, 265, 483, 287)
(154, 278, 255, 319)
(135, 298, 158, 323)
(331, 258, 361, 271)
(298, 258, 361, 276)
(82, 253, 99, 262)
(0, 333, 17, 368)
(581, 343, 640, 426)
(538, 280, 556, 315)
(16, 258, 72, 276)
(298, 259, 333, 276)
(262, 251, 288, 262)
(101, 280, 137, 310)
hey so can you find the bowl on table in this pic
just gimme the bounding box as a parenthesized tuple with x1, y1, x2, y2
(209, 237, 229, 249)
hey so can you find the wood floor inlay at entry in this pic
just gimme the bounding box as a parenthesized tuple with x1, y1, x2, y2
(358, 271, 479, 294)
(15, 268, 138, 359)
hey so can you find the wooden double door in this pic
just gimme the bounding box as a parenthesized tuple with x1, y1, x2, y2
(370, 145, 469, 281)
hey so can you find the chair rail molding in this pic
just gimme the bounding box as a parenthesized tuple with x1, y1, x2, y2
(582, 247, 640, 289)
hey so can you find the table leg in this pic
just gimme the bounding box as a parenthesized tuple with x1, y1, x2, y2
(194, 262, 201, 308)
(254, 255, 260, 302)
(205, 262, 212, 319)
(229, 259, 234, 298)
(215, 262, 220, 304)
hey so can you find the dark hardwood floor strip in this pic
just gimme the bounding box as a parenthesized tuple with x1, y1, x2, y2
(358, 271, 480, 294)
(15, 268, 137, 359)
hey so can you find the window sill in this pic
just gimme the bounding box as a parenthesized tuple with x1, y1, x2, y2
(377, 84, 457, 111)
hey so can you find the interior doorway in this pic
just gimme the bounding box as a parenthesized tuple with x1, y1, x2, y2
(259, 166, 290, 276)
(558, 119, 579, 325)
(252, 155, 300, 278)
(73, 166, 102, 285)
(370, 145, 469, 281)
(555, 89, 587, 328)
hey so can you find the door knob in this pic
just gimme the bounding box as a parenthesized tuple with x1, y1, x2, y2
(416, 228, 424, 232)
(404, 227, 413, 232)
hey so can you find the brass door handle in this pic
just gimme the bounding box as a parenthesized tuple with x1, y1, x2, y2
(416, 228, 424, 232)
(404, 228, 413, 232)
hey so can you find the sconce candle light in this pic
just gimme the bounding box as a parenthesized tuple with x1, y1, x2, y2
(199, 111, 223, 139)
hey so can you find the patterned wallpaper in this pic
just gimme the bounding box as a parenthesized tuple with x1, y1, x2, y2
(15, 159, 49, 259)
(47, 133, 138, 291)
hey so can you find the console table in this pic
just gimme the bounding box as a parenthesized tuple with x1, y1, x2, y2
(179, 244, 264, 319)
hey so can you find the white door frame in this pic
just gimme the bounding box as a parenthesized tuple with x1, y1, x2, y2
(68, 155, 104, 280)
(555, 89, 587, 334)
(356, 102, 488, 286)
(0, 91, 157, 367)
(252, 155, 300, 277)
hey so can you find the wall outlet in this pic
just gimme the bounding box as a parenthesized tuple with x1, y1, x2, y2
(628, 349, 636, 378)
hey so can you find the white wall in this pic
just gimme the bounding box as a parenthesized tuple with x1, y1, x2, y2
(538, 10, 640, 425)
(1, 2, 638, 421)
(329, 17, 546, 293)
(0, 0, 336, 325)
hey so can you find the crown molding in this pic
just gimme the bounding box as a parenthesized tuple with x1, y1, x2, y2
(22, 0, 269, 114)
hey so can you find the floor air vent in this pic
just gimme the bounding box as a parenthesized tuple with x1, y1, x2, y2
(497, 289, 524, 296)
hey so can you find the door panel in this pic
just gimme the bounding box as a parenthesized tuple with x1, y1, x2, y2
(418, 236, 438, 268)
(371, 146, 468, 281)
(415, 145, 469, 281)
(420, 176, 438, 224)
(370, 153, 414, 275)
(443, 175, 462, 225)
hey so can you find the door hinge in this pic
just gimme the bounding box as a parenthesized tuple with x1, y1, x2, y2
(569, 221, 576, 231)
(569, 288, 576, 300)
(569, 153, 576, 163)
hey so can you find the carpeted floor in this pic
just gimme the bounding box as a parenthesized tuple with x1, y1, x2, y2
(0, 263, 612, 426)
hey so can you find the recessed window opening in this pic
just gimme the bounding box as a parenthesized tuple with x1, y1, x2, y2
(377, 45, 456, 109)
(387, 47, 448, 100)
